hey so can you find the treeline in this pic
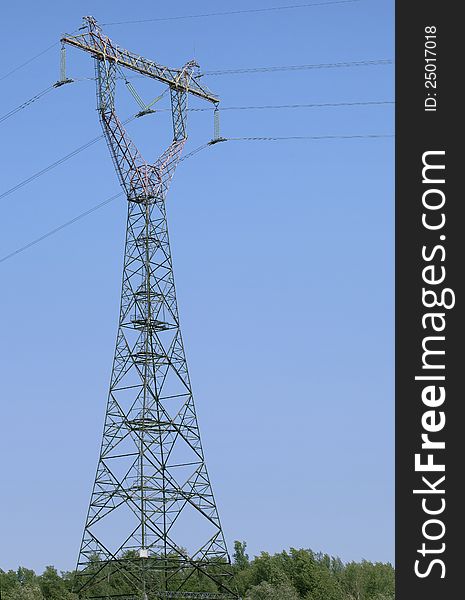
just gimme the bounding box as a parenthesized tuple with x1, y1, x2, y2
(0, 542, 395, 600)
(231, 542, 394, 599)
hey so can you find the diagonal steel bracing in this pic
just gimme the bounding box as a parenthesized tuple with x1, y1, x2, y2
(62, 17, 237, 600)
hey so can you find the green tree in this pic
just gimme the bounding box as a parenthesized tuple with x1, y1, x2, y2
(1, 547, 395, 600)
(340, 561, 395, 600)
(3, 585, 43, 600)
(233, 541, 250, 571)
(247, 551, 293, 587)
(274, 548, 343, 600)
(38, 567, 62, 600)
(38, 566, 76, 600)
(15, 570, 35, 588)
(0, 570, 20, 597)
(246, 581, 299, 600)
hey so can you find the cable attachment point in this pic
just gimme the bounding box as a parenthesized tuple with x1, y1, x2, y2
(208, 137, 227, 146)
(135, 109, 156, 118)
(54, 79, 74, 88)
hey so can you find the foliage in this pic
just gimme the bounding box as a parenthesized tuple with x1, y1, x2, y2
(0, 545, 394, 600)
(246, 581, 300, 600)
(0, 567, 77, 600)
(233, 541, 250, 571)
(338, 560, 395, 600)
(229, 546, 393, 600)
(2, 584, 44, 600)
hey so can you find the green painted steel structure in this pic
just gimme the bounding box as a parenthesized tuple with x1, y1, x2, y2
(62, 17, 237, 600)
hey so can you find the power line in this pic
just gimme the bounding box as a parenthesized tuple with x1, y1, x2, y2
(228, 134, 394, 141)
(0, 134, 392, 264)
(180, 142, 212, 161)
(188, 100, 394, 112)
(0, 84, 56, 125)
(0, 193, 123, 264)
(0, 135, 104, 201)
(94, 58, 393, 81)
(135, 100, 393, 115)
(0, 116, 135, 202)
(102, 0, 360, 26)
(74, 58, 393, 84)
(143, 100, 394, 113)
(0, 42, 58, 82)
(202, 59, 393, 76)
(0, 141, 213, 264)
(0, 96, 392, 201)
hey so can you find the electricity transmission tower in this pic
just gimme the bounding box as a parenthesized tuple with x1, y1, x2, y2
(62, 17, 237, 600)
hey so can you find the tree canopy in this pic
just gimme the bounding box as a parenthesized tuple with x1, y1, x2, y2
(0, 544, 394, 600)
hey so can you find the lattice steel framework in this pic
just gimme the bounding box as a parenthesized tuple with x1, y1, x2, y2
(62, 17, 237, 600)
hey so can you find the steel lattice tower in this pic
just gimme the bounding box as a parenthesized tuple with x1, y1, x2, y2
(62, 17, 237, 600)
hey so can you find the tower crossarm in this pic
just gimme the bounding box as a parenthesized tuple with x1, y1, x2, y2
(62, 16, 218, 200)
(61, 16, 219, 104)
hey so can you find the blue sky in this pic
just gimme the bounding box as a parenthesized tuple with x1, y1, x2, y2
(0, 0, 394, 573)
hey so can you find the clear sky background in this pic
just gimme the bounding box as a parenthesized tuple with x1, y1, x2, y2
(0, 0, 394, 574)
